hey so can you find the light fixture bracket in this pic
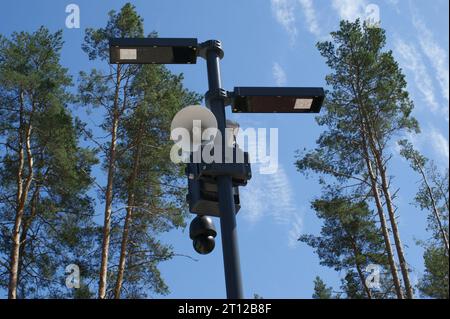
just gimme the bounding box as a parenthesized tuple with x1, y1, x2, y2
(197, 40, 224, 60)
(205, 88, 233, 107)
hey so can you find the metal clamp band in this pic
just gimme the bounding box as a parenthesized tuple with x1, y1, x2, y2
(197, 40, 224, 60)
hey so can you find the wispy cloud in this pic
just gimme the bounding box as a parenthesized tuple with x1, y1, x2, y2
(288, 213, 304, 248)
(298, 0, 321, 37)
(384, 0, 399, 8)
(272, 62, 287, 86)
(385, 0, 399, 5)
(332, 0, 367, 21)
(271, 0, 298, 42)
(394, 39, 440, 114)
(240, 162, 304, 248)
(268, 165, 298, 224)
(396, 128, 449, 169)
(412, 14, 449, 106)
(429, 128, 449, 164)
(383, 0, 400, 14)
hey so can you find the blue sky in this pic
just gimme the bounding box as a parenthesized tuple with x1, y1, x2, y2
(0, 0, 448, 298)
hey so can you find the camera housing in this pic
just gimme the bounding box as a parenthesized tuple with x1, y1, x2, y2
(189, 215, 217, 255)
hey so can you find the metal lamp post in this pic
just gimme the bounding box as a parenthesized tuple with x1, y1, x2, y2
(199, 40, 243, 299)
(109, 37, 325, 299)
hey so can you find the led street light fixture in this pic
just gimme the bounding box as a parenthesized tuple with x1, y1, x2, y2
(231, 87, 325, 113)
(109, 38, 198, 64)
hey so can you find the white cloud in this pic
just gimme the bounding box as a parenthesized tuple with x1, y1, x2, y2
(384, 0, 399, 7)
(272, 62, 287, 86)
(383, 0, 400, 14)
(394, 39, 440, 114)
(271, 0, 298, 42)
(385, 0, 399, 5)
(288, 213, 304, 248)
(332, 0, 367, 21)
(240, 162, 304, 248)
(429, 129, 449, 163)
(413, 15, 449, 106)
(396, 128, 449, 169)
(298, 0, 321, 37)
(268, 165, 297, 224)
(240, 176, 265, 224)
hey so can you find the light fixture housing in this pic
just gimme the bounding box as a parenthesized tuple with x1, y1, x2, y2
(231, 87, 325, 113)
(109, 38, 198, 64)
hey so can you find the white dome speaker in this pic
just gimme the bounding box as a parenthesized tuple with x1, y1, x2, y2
(170, 105, 218, 153)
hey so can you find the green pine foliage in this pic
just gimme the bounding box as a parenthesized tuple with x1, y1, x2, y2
(312, 276, 333, 299)
(78, 3, 202, 298)
(296, 20, 421, 299)
(300, 195, 393, 298)
(0, 5, 447, 300)
(0, 27, 97, 298)
(399, 140, 449, 298)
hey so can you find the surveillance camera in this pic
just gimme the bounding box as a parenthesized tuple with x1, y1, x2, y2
(189, 215, 217, 255)
(193, 235, 215, 255)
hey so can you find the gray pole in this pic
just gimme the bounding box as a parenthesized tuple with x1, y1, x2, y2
(202, 40, 244, 299)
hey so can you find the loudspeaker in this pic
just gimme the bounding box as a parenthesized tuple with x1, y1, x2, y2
(170, 105, 218, 152)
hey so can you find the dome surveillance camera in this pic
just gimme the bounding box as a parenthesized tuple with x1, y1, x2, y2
(189, 215, 217, 255)
(193, 235, 215, 255)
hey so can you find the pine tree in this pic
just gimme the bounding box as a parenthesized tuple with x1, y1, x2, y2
(398, 140, 449, 298)
(79, 3, 145, 299)
(341, 271, 366, 299)
(79, 3, 201, 298)
(399, 140, 449, 253)
(418, 245, 449, 299)
(312, 276, 333, 299)
(111, 64, 201, 298)
(299, 194, 389, 299)
(0, 27, 97, 298)
(296, 20, 419, 298)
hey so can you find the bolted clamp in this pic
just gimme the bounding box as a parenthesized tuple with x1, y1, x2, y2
(197, 40, 224, 60)
(205, 88, 233, 107)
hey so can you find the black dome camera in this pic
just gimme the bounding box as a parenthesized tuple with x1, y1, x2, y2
(189, 215, 217, 255)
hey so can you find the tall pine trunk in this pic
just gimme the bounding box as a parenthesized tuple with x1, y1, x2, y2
(98, 67, 121, 299)
(358, 109, 404, 299)
(16, 186, 39, 294)
(417, 163, 449, 254)
(8, 96, 34, 299)
(354, 64, 414, 298)
(362, 110, 414, 298)
(365, 158, 404, 299)
(114, 138, 142, 299)
(373, 149, 414, 298)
